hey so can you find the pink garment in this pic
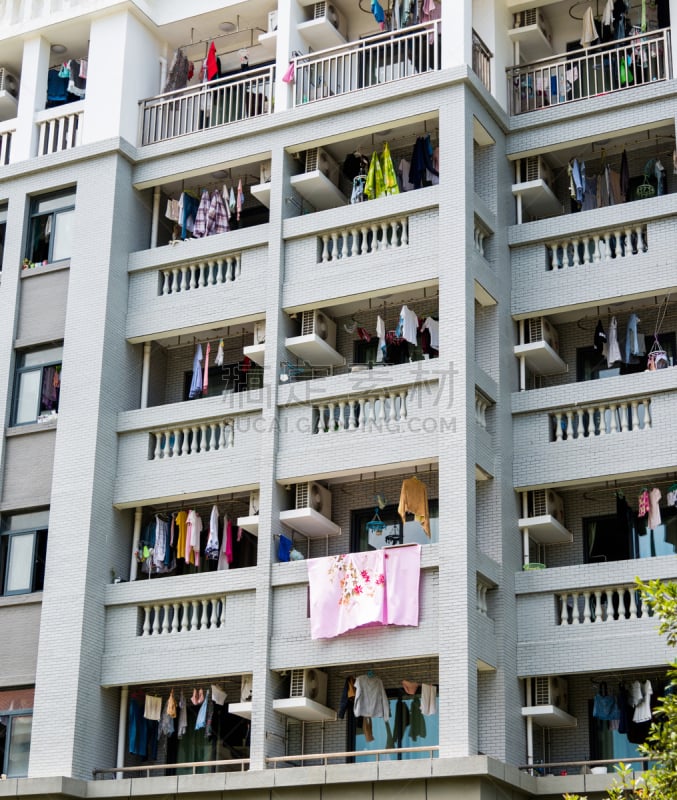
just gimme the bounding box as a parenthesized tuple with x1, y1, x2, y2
(648, 487, 662, 530)
(202, 342, 211, 392)
(281, 61, 295, 83)
(218, 518, 233, 570)
(236, 178, 244, 221)
(307, 544, 421, 639)
(638, 490, 650, 517)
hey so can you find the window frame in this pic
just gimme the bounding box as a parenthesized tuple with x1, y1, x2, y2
(351, 499, 439, 552)
(0, 512, 49, 597)
(11, 346, 63, 426)
(26, 188, 76, 266)
(0, 708, 33, 777)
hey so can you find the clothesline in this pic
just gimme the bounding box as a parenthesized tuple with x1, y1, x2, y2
(582, 475, 677, 499)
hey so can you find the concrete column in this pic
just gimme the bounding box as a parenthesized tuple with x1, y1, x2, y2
(273, 0, 307, 112)
(116, 686, 129, 776)
(441, 0, 471, 70)
(140, 342, 151, 409)
(12, 36, 51, 162)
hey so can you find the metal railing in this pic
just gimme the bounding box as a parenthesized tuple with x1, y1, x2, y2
(472, 29, 493, 91)
(93, 758, 250, 779)
(267, 745, 440, 767)
(508, 27, 671, 115)
(292, 21, 440, 106)
(519, 756, 652, 775)
(139, 65, 275, 145)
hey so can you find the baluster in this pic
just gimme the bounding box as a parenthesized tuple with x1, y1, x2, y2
(619, 402, 630, 433)
(628, 587, 638, 619)
(207, 260, 216, 286)
(388, 392, 398, 422)
(591, 235, 601, 263)
(598, 236, 608, 262)
(200, 599, 209, 630)
(153, 433, 162, 460)
(348, 400, 357, 430)
(196, 424, 206, 453)
(358, 398, 367, 431)
(582, 236, 592, 265)
(321, 235, 330, 262)
(559, 594, 568, 625)
(181, 602, 190, 632)
(371, 224, 380, 251)
(359, 226, 369, 255)
(624, 227, 633, 256)
(548, 243, 558, 269)
(565, 410, 575, 439)
(571, 238, 579, 266)
(214, 258, 223, 284)
(177, 265, 186, 291)
(553, 412, 564, 442)
(235, 255, 242, 279)
(399, 390, 407, 419)
(336, 231, 345, 259)
(161, 270, 171, 295)
(571, 592, 580, 624)
(171, 267, 179, 292)
(400, 219, 408, 246)
(142, 606, 152, 636)
(179, 428, 188, 456)
(171, 603, 180, 634)
(161, 604, 170, 634)
(220, 597, 227, 626)
(377, 395, 387, 426)
(608, 403, 619, 434)
(642, 399, 651, 429)
(331, 232, 340, 259)
(327, 402, 336, 431)
(210, 598, 219, 629)
(613, 230, 623, 257)
(381, 221, 390, 248)
(317, 405, 327, 433)
(190, 601, 199, 631)
(152, 605, 161, 635)
(189, 426, 198, 454)
(582, 591, 592, 624)
(593, 589, 604, 622)
(190, 263, 199, 289)
(226, 422, 234, 448)
(348, 227, 358, 257)
(337, 400, 346, 431)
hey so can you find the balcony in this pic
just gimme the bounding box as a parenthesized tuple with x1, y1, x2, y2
(139, 65, 274, 146)
(290, 21, 440, 107)
(507, 28, 671, 116)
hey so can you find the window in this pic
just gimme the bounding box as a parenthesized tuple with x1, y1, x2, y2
(576, 332, 676, 381)
(352, 687, 439, 761)
(584, 508, 677, 563)
(12, 346, 62, 425)
(0, 203, 7, 272)
(0, 511, 48, 595)
(352, 501, 439, 551)
(0, 687, 34, 777)
(26, 189, 75, 265)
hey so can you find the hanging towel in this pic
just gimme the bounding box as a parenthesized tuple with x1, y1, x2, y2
(381, 142, 400, 196)
(202, 341, 211, 393)
(177, 693, 187, 738)
(648, 488, 662, 530)
(215, 339, 225, 367)
(192, 189, 211, 238)
(580, 6, 599, 46)
(278, 534, 293, 562)
(195, 691, 210, 730)
(421, 683, 437, 715)
(211, 685, 227, 706)
(189, 343, 203, 399)
(144, 694, 162, 721)
(376, 315, 386, 362)
(365, 151, 385, 200)
(594, 320, 607, 354)
(383, 544, 421, 628)
(206, 190, 230, 235)
(397, 305, 419, 345)
(206, 41, 218, 80)
(281, 61, 295, 83)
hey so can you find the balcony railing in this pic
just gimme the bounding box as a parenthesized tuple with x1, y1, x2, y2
(319, 217, 408, 263)
(551, 397, 651, 441)
(546, 224, 648, 270)
(140, 595, 226, 636)
(313, 390, 408, 433)
(292, 21, 440, 107)
(472, 29, 492, 91)
(0, 124, 12, 166)
(150, 419, 234, 459)
(558, 583, 652, 625)
(508, 28, 671, 115)
(139, 65, 275, 146)
(36, 102, 84, 155)
(159, 253, 242, 295)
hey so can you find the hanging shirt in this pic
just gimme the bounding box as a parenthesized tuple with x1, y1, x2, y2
(397, 305, 419, 345)
(192, 189, 211, 237)
(206, 190, 230, 235)
(175, 510, 188, 561)
(354, 674, 390, 719)
(375, 315, 386, 363)
(202, 341, 211, 393)
(381, 142, 400, 196)
(605, 316, 622, 365)
(205, 505, 220, 559)
(398, 476, 430, 535)
(188, 344, 203, 399)
(648, 488, 662, 530)
(186, 510, 203, 565)
(421, 317, 439, 349)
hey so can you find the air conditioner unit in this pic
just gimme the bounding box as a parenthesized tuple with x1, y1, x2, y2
(268, 10, 279, 32)
(300, 309, 337, 349)
(527, 316, 559, 353)
(522, 155, 553, 188)
(0, 68, 18, 97)
(533, 676, 568, 710)
(259, 160, 272, 184)
(304, 147, 340, 185)
(512, 7, 552, 42)
(311, 1, 346, 35)
(526, 489, 564, 525)
(249, 490, 260, 516)
(296, 481, 332, 519)
(241, 674, 253, 702)
(254, 320, 266, 345)
(289, 668, 328, 705)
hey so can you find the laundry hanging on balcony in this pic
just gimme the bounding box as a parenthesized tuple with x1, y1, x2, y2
(307, 544, 421, 638)
(398, 476, 430, 536)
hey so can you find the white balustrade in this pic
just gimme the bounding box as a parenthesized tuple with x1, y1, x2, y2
(0, 128, 12, 166)
(150, 420, 234, 459)
(473, 220, 488, 257)
(159, 254, 241, 295)
(139, 595, 226, 636)
(546, 225, 648, 270)
(37, 108, 83, 155)
(551, 398, 651, 441)
(558, 584, 650, 625)
(314, 390, 408, 433)
(477, 581, 490, 617)
(319, 218, 408, 263)
(475, 391, 490, 429)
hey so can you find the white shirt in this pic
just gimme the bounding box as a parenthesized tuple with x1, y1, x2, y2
(354, 674, 390, 720)
(399, 305, 419, 346)
(632, 680, 653, 723)
(421, 317, 439, 349)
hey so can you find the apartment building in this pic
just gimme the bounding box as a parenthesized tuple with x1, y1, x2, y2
(0, 0, 676, 798)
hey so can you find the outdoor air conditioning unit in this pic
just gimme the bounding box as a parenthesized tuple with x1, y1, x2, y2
(296, 481, 332, 519)
(312, 1, 346, 35)
(534, 676, 568, 711)
(0, 68, 18, 97)
(512, 7, 552, 42)
(526, 489, 565, 525)
(300, 309, 336, 347)
(259, 160, 272, 184)
(304, 147, 340, 185)
(268, 10, 279, 32)
(527, 316, 559, 353)
(249, 490, 260, 516)
(241, 674, 253, 702)
(289, 668, 328, 705)
(522, 155, 553, 189)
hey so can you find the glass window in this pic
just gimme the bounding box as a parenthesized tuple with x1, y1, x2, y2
(352, 501, 439, 551)
(0, 511, 48, 596)
(584, 508, 677, 563)
(12, 346, 63, 425)
(353, 688, 439, 761)
(0, 688, 34, 779)
(0, 203, 7, 272)
(26, 189, 75, 265)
